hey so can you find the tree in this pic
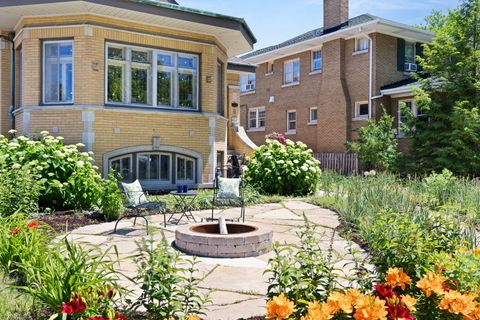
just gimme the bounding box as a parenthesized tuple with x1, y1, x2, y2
(405, 0, 480, 176)
(348, 111, 399, 172)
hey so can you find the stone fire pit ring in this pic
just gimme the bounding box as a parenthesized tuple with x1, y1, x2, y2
(175, 222, 273, 258)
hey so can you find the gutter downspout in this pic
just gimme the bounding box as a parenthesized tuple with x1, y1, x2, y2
(0, 33, 15, 130)
(365, 33, 374, 120)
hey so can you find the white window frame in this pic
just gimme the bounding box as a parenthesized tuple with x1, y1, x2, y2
(354, 101, 370, 120)
(266, 61, 274, 75)
(248, 107, 266, 131)
(240, 73, 256, 94)
(136, 153, 172, 181)
(398, 99, 424, 137)
(354, 37, 370, 54)
(309, 107, 318, 124)
(286, 110, 297, 134)
(42, 40, 74, 104)
(176, 155, 195, 183)
(105, 42, 199, 110)
(311, 50, 322, 72)
(405, 42, 416, 64)
(283, 59, 300, 85)
(109, 154, 133, 180)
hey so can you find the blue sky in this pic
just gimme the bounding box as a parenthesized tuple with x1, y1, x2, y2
(180, 0, 459, 50)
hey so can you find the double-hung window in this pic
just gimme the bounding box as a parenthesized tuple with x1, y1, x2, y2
(311, 50, 322, 71)
(248, 107, 266, 130)
(284, 59, 300, 85)
(405, 42, 416, 64)
(43, 40, 74, 104)
(106, 43, 198, 109)
(355, 37, 370, 52)
(240, 74, 256, 93)
(287, 110, 297, 133)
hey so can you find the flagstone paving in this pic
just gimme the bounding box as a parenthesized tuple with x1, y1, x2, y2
(68, 200, 369, 320)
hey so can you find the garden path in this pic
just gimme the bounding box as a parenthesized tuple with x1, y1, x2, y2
(67, 200, 369, 320)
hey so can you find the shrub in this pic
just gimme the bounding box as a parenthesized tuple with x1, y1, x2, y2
(100, 171, 124, 221)
(129, 237, 208, 319)
(244, 138, 321, 196)
(422, 168, 457, 207)
(0, 131, 103, 211)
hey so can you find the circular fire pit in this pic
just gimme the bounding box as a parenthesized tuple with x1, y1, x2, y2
(175, 222, 272, 258)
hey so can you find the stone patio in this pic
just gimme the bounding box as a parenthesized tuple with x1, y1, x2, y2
(67, 200, 369, 320)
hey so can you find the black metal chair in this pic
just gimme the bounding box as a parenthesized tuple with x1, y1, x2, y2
(113, 180, 167, 235)
(209, 167, 246, 223)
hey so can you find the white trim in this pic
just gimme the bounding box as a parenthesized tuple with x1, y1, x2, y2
(352, 49, 368, 56)
(283, 58, 300, 85)
(240, 90, 256, 96)
(309, 70, 322, 76)
(309, 107, 318, 124)
(247, 128, 265, 132)
(281, 81, 300, 88)
(354, 37, 370, 54)
(354, 101, 369, 120)
(265, 72, 274, 77)
(286, 109, 297, 133)
(248, 106, 266, 130)
(42, 40, 74, 105)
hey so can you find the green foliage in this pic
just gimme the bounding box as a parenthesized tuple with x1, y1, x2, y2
(129, 237, 208, 319)
(422, 169, 457, 207)
(0, 162, 42, 217)
(100, 171, 124, 221)
(244, 139, 321, 196)
(0, 275, 40, 320)
(266, 218, 339, 317)
(0, 131, 103, 211)
(17, 238, 120, 319)
(406, 0, 480, 175)
(347, 110, 399, 171)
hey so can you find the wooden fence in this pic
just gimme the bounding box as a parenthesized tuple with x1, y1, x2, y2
(314, 153, 359, 175)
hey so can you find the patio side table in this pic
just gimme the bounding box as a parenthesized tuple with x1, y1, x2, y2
(169, 191, 198, 224)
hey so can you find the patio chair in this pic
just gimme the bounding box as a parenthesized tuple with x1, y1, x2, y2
(113, 180, 167, 235)
(208, 167, 246, 223)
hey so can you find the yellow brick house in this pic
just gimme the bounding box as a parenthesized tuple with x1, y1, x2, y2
(0, 0, 256, 190)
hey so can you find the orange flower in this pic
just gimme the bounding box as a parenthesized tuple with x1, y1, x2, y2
(458, 247, 471, 254)
(417, 271, 447, 297)
(385, 268, 411, 291)
(266, 294, 296, 320)
(474, 246, 480, 255)
(327, 291, 351, 314)
(8, 227, 21, 235)
(467, 306, 480, 319)
(27, 220, 40, 229)
(353, 296, 387, 320)
(304, 301, 336, 320)
(184, 316, 200, 320)
(401, 294, 417, 312)
(438, 290, 478, 316)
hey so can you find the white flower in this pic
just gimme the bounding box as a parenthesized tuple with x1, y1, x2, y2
(12, 163, 21, 169)
(81, 152, 89, 157)
(17, 136, 29, 141)
(76, 143, 86, 148)
(42, 154, 49, 159)
(27, 140, 35, 145)
(364, 171, 371, 177)
(47, 172, 54, 177)
(286, 140, 295, 146)
(92, 165, 99, 170)
(54, 151, 65, 158)
(76, 160, 85, 167)
(0, 135, 4, 139)
(56, 136, 64, 141)
(301, 166, 308, 172)
(8, 129, 17, 134)
(277, 160, 285, 164)
(8, 142, 20, 148)
(40, 131, 49, 136)
(309, 166, 317, 172)
(293, 159, 299, 164)
(369, 170, 377, 176)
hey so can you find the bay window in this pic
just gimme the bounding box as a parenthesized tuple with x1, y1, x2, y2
(106, 43, 198, 110)
(43, 41, 73, 104)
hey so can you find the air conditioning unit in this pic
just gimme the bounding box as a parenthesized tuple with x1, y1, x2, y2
(404, 63, 418, 72)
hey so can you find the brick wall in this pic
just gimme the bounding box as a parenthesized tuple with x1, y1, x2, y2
(0, 31, 11, 136)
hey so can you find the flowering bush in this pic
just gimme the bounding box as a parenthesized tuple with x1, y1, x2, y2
(0, 131, 123, 213)
(266, 265, 480, 320)
(244, 137, 321, 196)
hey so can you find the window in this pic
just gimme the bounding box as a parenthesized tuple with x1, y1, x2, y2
(309, 107, 318, 124)
(355, 37, 370, 52)
(405, 42, 416, 64)
(354, 101, 369, 119)
(177, 156, 195, 182)
(311, 50, 322, 71)
(266, 61, 274, 74)
(106, 43, 198, 109)
(284, 59, 300, 84)
(248, 107, 266, 130)
(240, 74, 256, 93)
(137, 153, 171, 181)
(109, 155, 132, 181)
(398, 100, 425, 137)
(43, 41, 73, 104)
(287, 110, 297, 132)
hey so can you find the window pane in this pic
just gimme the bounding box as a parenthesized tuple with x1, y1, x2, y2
(293, 61, 300, 81)
(160, 155, 170, 180)
(359, 104, 369, 116)
(186, 160, 194, 180)
(178, 73, 194, 108)
(405, 43, 415, 63)
(132, 50, 150, 64)
(313, 51, 322, 70)
(131, 67, 150, 105)
(177, 158, 186, 180)
(111, 159, 121, 174)
(121, 157, 131, 180)
(311, 109, 318, 121)
(149, 155, 159, 180)
(258, 110, 266, 127)
(44, 42, 73, 103)
(138, 155, 148, 180)
(157, 71, 172, 105)
(249, 110, 257, 128)
(108, 47, 124, 60)
(178, 56, 197, 69)
(108, 65, 125, 103)
(158, 54, 173, 66)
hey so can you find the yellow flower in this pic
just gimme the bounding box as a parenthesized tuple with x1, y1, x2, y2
(266, 293, 296, 320)
(327, 291, 353, 314)
(416, 271, 447, 297)
(438, 290, 478, 316)
(385, 268, 411, 290)
(474, 246, 480, 254)
(184, 315, 200, 320)
(304, 301, 336, 320)
(401, 294, 417, 312)
(353, 295, 387, 320)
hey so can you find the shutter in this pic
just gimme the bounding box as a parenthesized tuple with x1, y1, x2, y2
(397, 38, 406, 71)
(416, 42, 424, 72)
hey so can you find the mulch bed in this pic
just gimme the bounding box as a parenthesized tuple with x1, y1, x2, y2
(38, 211, 103, 233)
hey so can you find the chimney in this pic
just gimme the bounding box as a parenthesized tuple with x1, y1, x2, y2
(323, 0, 349, 30)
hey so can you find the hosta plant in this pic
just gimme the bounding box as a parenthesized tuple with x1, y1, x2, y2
(244, 137, 321, 196)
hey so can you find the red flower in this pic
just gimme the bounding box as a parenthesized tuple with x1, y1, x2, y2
(8, 227, 22, 235)
(27, 221, 40, 229)
(387, 303, 414, 320)
(374, 283, 396, 299)
(114, 314, 128, 320)
(61, 303, 74, 314)
(87, 317, 105, 320)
